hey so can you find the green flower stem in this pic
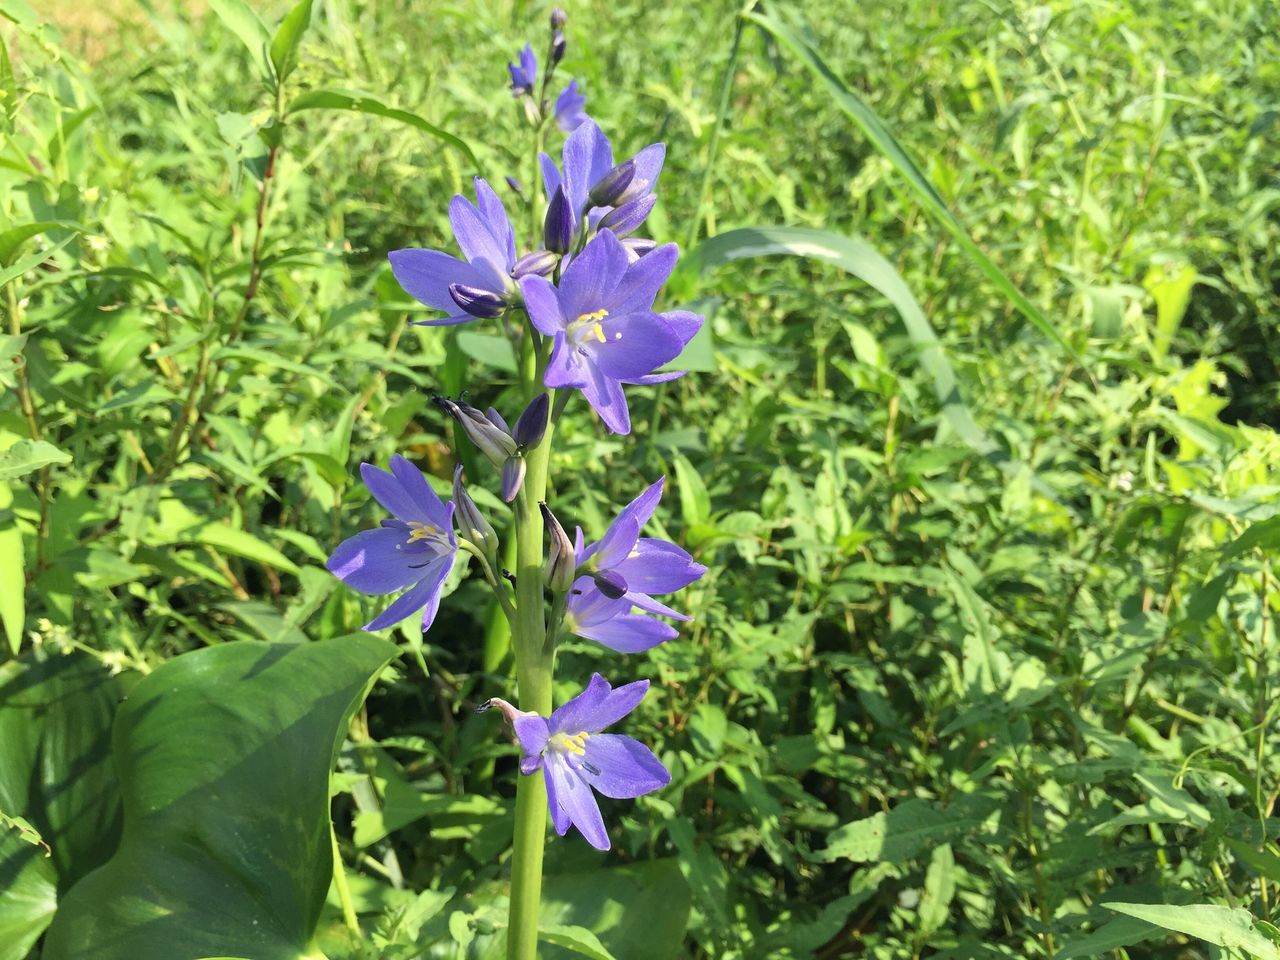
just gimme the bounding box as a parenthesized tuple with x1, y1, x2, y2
(507, 386, 557, 960)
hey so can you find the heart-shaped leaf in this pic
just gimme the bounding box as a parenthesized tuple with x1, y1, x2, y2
(44, 636, 399, 960)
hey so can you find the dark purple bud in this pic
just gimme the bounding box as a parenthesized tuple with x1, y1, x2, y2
(544, 185, 574, 254)
(505, 175, 525, 198)
(512, 250, 558, 279)
(592, 569, 628, 600)
(587, 159, 636, 208)
(621, 237, 657, 263)
(597, 194, 657, 238)
(614, 176, 652, 206)
(501, 455, 527, 503)
(453, 464, 497, 555)
(449, 283, 507, 319)
(551, 30, 566, 65)
(542, 502, 575, 591)
(442, 399, 517, 466)
(550, 7, 567, 29)
(514, 392, 550, 449)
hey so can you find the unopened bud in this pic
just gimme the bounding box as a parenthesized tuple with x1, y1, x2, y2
(448, 283, 507, 319)
(505, 175, 525, 197)
(453, 465, 497, 555)
(512, 250, 558, 279)
(544, 184, 574, 254)
(621, 237, 657, 263)
(514, 392, 550, 449)
(551, 30, 566, 65)
(587, 159, 636, 208)
(591, 569, 628, 600)
(550, 7, 567, 29)
(441, 398, 517, 466)
(598, 194, 656, 238)
(542, 503, 576, 591)
(614, 176, 652, 206)
(501, 455, 527, 503)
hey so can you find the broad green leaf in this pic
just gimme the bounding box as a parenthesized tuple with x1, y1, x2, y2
(917, 843, 956, 940)
(206, 0, 272, 77)
(1053, 915, 1161, 959)
(692, 226, 1057, 498)
(0, 483, 22, 655)
(269, 0, 314, 84)
(0, 439, 72, 480)
(819, 795, 999, 863)
(0, 220, 77, 266)
(0, 652, 124, 957)
(287, 88, 477, 164)
(746, 10, 1081, 364)
(1103, 903, 1280, 959)
(540, 924, 618, 960)
(1145, 262, 1197, 362)
(1221, 515, 1280, 562)
(457, 331, 517, 373)
(44, 637, 399, 960)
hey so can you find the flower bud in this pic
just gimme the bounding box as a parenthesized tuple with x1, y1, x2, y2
(448, 282, 507, 319)
(501, 455, 527, 503)
(544, 185, 574, 254)
(550, 30, 566, 65)
(453, 465, 497, 555)
(587, 159, 636, 209)
(514, 392, 550, 449)
(597, 194, 657, 238)
(621, 237, 657, 263)
(591, 569, 628, 600)
(505, 175, 525, 198)
(511, 250, 558, 279)
(550, 7, 567, 29)
(542, 503, 576, 591)
(441, 399, 517, 466)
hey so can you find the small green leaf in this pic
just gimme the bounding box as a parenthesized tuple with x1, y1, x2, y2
(456, 331, 517, 373)
(672, 454, 711, 528)
(287, 88, 477, 164)
(540, 924, 619, 960)
(206, 0, 272, 77)
(0, 38, 16, 133)
(269, 0, 314, 84)
(1103, 902, 1280, 959)
(916, 843, 956, 940)
(0, 221, 77, 267)
(0, 440, 71, 480)
(0, 484, 21, 656)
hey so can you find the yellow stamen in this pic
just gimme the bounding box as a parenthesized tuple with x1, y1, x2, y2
(551, 731, 590, 756)
(572, 308, 610, 345)
(405, 521, 439, 544)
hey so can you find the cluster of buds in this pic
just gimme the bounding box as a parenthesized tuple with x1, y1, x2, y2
(435, 393, 549, 503)
(507, 7, 586, 132)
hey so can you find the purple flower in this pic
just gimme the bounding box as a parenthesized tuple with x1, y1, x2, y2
(555, 80, 588, 132)
(559, 477, 705, 653)
(509, 44, 537, 96)
(388, 177, 517, 326)
(539, 120, 664, 242)
(513, 673, 670, 851)
(519, 230, 703, 433)
(327, 455, 457, 632)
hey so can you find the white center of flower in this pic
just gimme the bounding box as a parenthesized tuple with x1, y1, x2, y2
(549, 730, 590, 757)
(568, 308, 612, 347)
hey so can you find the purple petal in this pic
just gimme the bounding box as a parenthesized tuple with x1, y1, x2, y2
(630, 143, 666, 195)
(591, 516, 641, 570)
(614, 539, 705, 593)
(585, 312, 682, 381)
(557, 230, 628, 323)
(566, 576, 629, 626)
(327, 526, 422, 594)
(539, 152, 563, 202)
(473, 177, 516, 265)
(389, 456, 452, 534)
(606, 243, 678, 315)
(360, 462, 422, 522)
(579, 734, 670, 798)
(551, 674, 649, 735)
(546, 754, 609, 850)
(388, 248, 486, 313)
(519, 275, 565, 337)
(409, 312, 475, 327)
(660, 309, 704, 347)
(623, 370, 686, 386)
(449, 195, 511, 288)
(574, 613, 678, 653)
(579, 361, 631, 434)
(362, 559, 448, 631)
(561, 120, 614, 216)
(627, 591, 692, 622)
(521, 755, 544, 776)
(543, 332, 589, 390)
(514, 714, 550, 757)
(555, 80, 589, 133)
(416, 552, 455, 632)
(615, 478, 665, 538)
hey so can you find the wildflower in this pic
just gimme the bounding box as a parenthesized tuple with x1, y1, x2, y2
(542, 503, 576, 591)
(555, 80, 588, 132)
(539, 120, 664, 241)
(512, 673, 670, 851)
(438, 394, 549, 501)
(508, 43, 537, 97)
(327, 455, 457, 632)
(519, 230, 703, 433)
(388, 178, 517, 326)
(452, 465, 497, 556)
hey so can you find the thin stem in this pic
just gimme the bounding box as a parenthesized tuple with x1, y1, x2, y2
(330, 820, 360, 937)
(507, 385, 557, 960)
(6, 283, 40, 442)
(458, 538, 518, 624)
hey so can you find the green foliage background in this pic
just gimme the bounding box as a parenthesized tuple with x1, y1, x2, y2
(2, 0, 1280, 956)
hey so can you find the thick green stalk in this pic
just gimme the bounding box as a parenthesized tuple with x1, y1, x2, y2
(507, 407, 556, 960)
